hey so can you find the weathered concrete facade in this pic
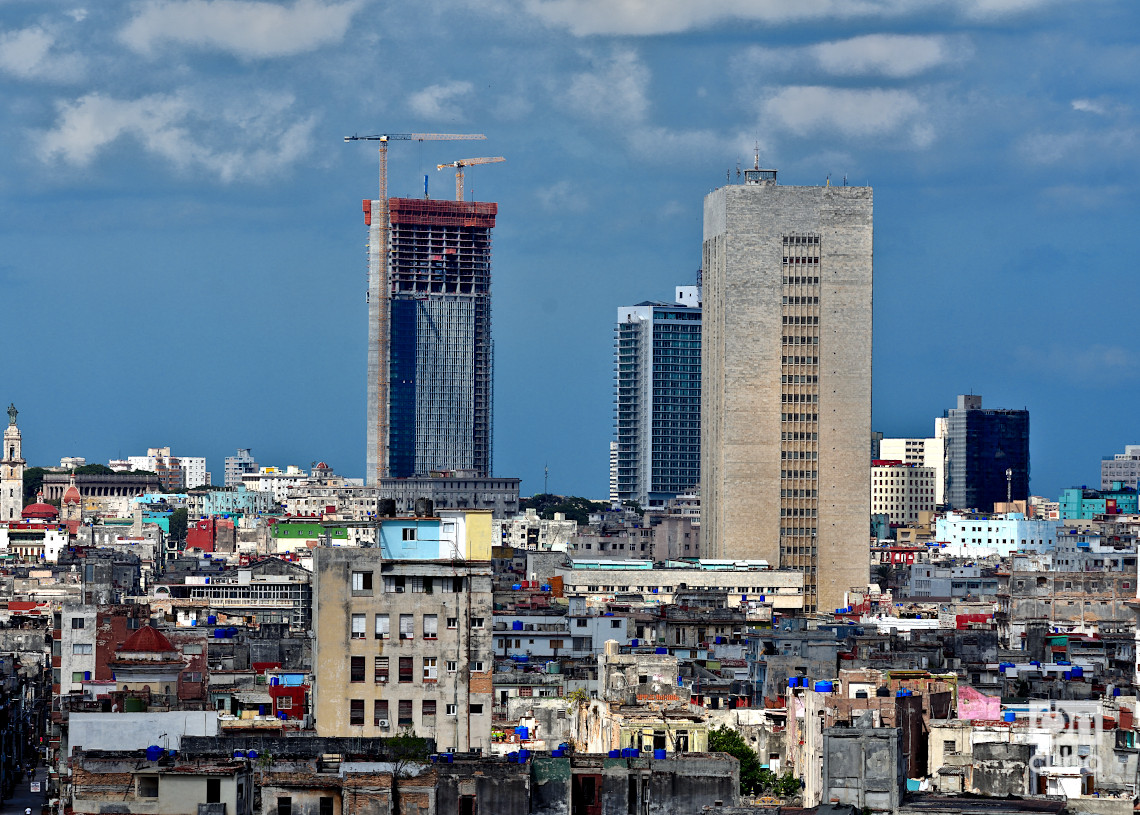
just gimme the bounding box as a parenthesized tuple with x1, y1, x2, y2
(312, 549, 493, 752)
(701, 176, 872, 613)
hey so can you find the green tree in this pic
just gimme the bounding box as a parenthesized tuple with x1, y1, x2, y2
(168, 508, 188, 542)
(519, 494, 610, 525)
(708, 725, 764, 796)
(73, 464, 116, 475)
(775, 772, 801, 798)
(384, 731, 431, 814)
(23, 467, 46, 503)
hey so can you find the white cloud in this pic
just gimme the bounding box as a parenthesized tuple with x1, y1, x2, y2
(515, 0, 1058, 36)
(0, 25, 85, 81)
(120, 0, 365, 59)
(36, 91, 317, 182)
(1016, 343, 1139, 380)
(1019, 127, 1140, 165)
(810, 34, 959, 78)
(762, 86, 926, 141)
(408, 81, 475, 120)
(536, 179, 588, 212)
(566, 48, 649, 124)
(1071, 99, 1106, 115)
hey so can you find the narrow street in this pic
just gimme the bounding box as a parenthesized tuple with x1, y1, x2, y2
(0, 765, 47, 815)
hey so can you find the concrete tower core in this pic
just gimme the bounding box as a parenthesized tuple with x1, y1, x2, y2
(365, 197, 497, 482)
(701, 171, 872, 613)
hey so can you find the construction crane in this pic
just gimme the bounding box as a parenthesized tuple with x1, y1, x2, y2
(436, 156, 505, 201)
(343, 133, 485, 484)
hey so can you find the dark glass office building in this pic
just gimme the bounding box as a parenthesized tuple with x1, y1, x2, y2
(944, 394, 1030, 511)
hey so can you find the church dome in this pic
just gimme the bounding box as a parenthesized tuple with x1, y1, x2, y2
(63, 485, 82, 505)
(118, 625, 175, 653)
(22, 501, 58, 520)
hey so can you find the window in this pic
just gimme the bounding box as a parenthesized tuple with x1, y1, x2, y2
(183, 644, 203, 655)
(943, 740, 957, 756)
(470, 703, 484, 715)
(351, 614, 366, 639)
(277, 696, 293, 709)
(399, 657, 413, 683)
(278, 798, 292, 815)
(446, 704, 458, 716)
(423, 614, 438, 639)
(398, 699, 413, 726)
(375, 614, 389, 639)
(610, 620, 621, 628)
(139, 776, 159, 798)
(400, 614, 414, 640)
(374, 699, 389, 727)
(350, 656, 365, 683)
(207, 778, 222, 804)
(422, 699, 437, 726)
(550, 640, 564, 650)
(402, 527, 417, 541)
(72, 671, 84, 683)
(576, 619, 587, 627)
(446, 660, 458, 673)
(384, 576, 406, 593)
(352, 571, 373, 594)
(71, 618, 84, 629)
(447, 617, 458, 629)
(127, 617, 141, 630)
(375, 656, 389, 683)
(349, 699, 365, 726)
(411, 576, 430, 593)
(72, 643, 93, 655)
(470, 617, 485, 629)
(472, 660, 485, 672)
(320, 797, 334, 815)
(423, 657, 437, 681)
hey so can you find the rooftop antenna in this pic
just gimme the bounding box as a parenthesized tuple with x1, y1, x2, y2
(735, 162, 741, 180)
(544, 464, 549, 495)
(754, 140, 760, 170)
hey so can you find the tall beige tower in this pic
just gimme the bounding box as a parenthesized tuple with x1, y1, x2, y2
(701, 169, 872, 613)
(2, 403, 25, 522)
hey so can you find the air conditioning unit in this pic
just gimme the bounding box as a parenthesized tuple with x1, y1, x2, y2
(378, 719, 390, 728)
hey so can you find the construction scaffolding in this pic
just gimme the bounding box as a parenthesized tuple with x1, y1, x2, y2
(383, 198, 496, 479)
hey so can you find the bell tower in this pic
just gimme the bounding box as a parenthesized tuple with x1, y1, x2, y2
(2, 403, 25, 521)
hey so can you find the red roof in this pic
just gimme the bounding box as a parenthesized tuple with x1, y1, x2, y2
(118, 625, 175, 653)
(22, 502, 58, 520)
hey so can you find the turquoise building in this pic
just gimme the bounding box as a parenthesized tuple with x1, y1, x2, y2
(1058, 482, 1139, 519)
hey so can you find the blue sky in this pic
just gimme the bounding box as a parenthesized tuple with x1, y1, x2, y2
(2, 0, 1137, 499)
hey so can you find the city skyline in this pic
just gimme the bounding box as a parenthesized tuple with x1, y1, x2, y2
(3, 3, 1139, 498)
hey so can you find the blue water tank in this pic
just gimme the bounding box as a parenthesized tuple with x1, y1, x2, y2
(788, 677, 797, 688)
(83, 671, 91, 681)
(655, 647, 668, 655)
(512, 584, 521, 591)
(213, 629, 223, 638)
(518, 749, 530, 762)
(1003, 711, 1016, 723)
(552, 749, 564, 757)
(653, 749, 667, 760)
(512, 620, 524, 630)
(1072, 666, 1084, 678)
(233, 750, 246, 758)
(541, 585, 551, 591)
(247, 750, 259, 760)
(269, 677, 280, 686)
(608, 749, 621, 758)
(146, 745, 163, 761)
(814, 681, 834, 693)
(207, 615, 217, 625)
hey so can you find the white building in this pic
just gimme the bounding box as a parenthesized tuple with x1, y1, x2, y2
(934, 511, 1058, 557)
(242, 466, 308, 503)
(495, 508, 577, 551)
(124, 447, 208, 489)
(871, 462, 937, 525)
(879, 417, 946, 505)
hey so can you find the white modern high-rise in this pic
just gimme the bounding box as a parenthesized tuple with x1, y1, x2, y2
(613, 286, 701, 509)
(701, 167, 872, 614)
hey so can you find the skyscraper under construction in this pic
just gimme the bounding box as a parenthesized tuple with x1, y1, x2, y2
(363, 197, 497, 482)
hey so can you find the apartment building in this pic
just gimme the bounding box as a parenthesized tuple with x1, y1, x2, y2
(312, 548, 493, 752)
